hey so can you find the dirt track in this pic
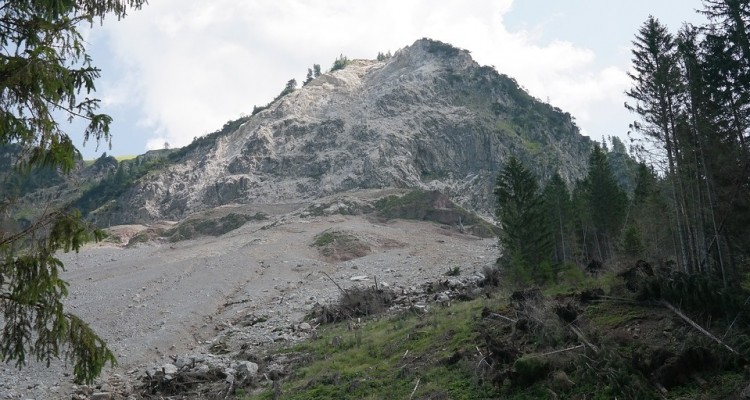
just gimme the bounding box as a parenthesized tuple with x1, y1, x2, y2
(0, 202, 498, 399)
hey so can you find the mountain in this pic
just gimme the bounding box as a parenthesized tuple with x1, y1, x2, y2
(85, 38, 593, 225)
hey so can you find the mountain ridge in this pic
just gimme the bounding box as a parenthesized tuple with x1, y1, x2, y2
(81, 38, 593, 225)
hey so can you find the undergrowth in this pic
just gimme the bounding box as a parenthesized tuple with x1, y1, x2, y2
(245, 263, 750, 400)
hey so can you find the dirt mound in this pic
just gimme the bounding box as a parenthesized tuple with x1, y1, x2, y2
(311, 229, 372, 262)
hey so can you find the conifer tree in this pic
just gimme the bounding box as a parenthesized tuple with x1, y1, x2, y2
(626, 16, 694, 271)
(542, 172, 572, 265)
(1, 0, 145, 383)
(494, 157, 552, 282)
(582, 144, 628, 260)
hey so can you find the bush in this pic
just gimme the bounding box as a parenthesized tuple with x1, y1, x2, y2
(166, 212, 266, 242)
(314, 286, 396, 323)
(331, 54, 350, 71)
(513, 356, 549, 387)
(312, 229, 371, 261)
(481, 265, 502, 287)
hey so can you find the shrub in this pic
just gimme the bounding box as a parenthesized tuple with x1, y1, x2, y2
(513, 356, 549, 387)
(331, 54, 350, 71)
(314, 286, 396, 323)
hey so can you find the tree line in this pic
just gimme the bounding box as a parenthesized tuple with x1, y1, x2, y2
(496, 0, 750, 294)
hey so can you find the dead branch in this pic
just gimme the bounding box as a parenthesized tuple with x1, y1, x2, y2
(662, 300, 739, 355)
(408, 377, 421, 400)
(321, 271, 347, 296)
(570, 326, 599, 354)
(486, 312, 517, 323)
(526, 344, 585, 358)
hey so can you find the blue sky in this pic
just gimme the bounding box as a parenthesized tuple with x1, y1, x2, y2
(74, 0, 706, 159)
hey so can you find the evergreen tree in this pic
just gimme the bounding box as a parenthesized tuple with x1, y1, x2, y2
(542, 173, 572, 265)
(0, 0, 145, 383)
(626, 16, 694, 271)
(582, 144, 628, 260)
(277, 78, 297, 98)
(494, 157, 552, 282)
(304, 68, 314, 85)
(313, 64, 321, 78)
(331, 54, 350, 71)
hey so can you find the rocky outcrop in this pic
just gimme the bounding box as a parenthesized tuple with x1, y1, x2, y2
(103, 38, 592, 224)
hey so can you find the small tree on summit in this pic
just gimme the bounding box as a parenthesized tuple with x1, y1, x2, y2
(331, 54, 350, 71)
(278, 78, 297, 97)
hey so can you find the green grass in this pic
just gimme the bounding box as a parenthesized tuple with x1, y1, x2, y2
(312, 231, 340, 247)
(242, 269, 749, 400)
(82, 154, 136, 166)
(248, 299, 500, 399)
(584, 302, 647, 328)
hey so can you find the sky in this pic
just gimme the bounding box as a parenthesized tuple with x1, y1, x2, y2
(74, 0, 707, 159)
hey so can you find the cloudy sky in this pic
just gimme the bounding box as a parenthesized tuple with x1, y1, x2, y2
(75, 0, 706, 159)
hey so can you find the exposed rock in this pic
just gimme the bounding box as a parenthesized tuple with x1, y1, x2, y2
(236, 361, 259, 378)
(90, 392, 112, 400)
(161, 363, 178, 375)
(94, 38, 591, 225)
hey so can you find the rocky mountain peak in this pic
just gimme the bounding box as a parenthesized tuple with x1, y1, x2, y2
(89, 38, 592, 225)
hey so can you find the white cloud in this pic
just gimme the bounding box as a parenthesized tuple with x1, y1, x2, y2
(93, 0, 630, 151)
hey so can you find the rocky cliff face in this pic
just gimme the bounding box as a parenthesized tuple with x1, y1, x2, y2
(101, 39, 592, 224)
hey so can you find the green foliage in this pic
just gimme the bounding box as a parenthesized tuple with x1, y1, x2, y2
(251, 78, 299, 116)
(312, 231, 339, 247)
(495, 157, 552, 283)
(165, 213, 266, 242)
(542, 173, 573, 265)
(638, 271, 747, 319)
(313, 286, 396, 323)
(280, 78, 297, 97)
(331, 54, 350, 72)
(170, 115, 250, 161)
(376, 51, 392, 61)
(375, 190, 498, 237)
(311, 230, 370, 261)
(513, 356, 550, 387)
(74, 155, 169, 215)
(578, 143, 628, 261)
(621, 225, 645, 257)
(0, 0, 144, 383)
(625, 7, 750, 280)
(258, 299, 498, 399)
(422, 38, 461, 57)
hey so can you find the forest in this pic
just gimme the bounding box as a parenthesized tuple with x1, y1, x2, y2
(497, 0, 749, 301)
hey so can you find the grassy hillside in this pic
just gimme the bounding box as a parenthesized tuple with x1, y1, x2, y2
(246, 267, 748, 399)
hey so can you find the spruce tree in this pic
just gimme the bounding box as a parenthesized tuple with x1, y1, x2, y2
(582, 144, 628, 260)
(1, 0, 145, 383)
(542, 173, 572, 265)
(494, 157, 552, 282)
(626, 16, 694, 271)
